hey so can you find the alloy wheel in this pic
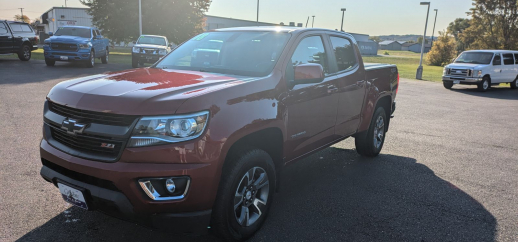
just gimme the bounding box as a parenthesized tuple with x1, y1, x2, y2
(23, 46, 30, 59)
(373, 115, 385, 149)
(234, 167, 269, 227)
(483, 80, 489, 90)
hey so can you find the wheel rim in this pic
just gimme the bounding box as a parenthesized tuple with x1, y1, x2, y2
(234, 167, 269, 227)
(483, 80, 488, 90)
(23, 47, 30, 59)
(373, 115, 385, 149)
(91, 52, 95, 66)
(106, 52, 109, 62)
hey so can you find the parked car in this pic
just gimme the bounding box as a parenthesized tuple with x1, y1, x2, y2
(443, 50, 518, 91)
(0, 20, 38, 61)
(132, 35, 172, 68)
(40, 27, 398, 241)
(43, 26, 109, 68)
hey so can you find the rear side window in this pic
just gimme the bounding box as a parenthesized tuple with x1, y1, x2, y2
(20, 24, 32, 32)
(95, 30, 101, 36)
(503, 53, 514, 65)
(493, 54, 501, 66)
(0, 23, 8, 34)
(329, 36, 357, 72)
(9, 23, 31, 32)
(514, 54, 518, 64)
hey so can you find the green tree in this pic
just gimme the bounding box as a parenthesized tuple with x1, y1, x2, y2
(426, 31, 457, 66)
(80, 0, 211, 44)
(417, 36, 429, 44)
(14, 14, 30, 23)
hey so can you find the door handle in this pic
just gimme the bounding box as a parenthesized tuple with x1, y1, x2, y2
(327, 86, 339, 93)
(356, 80, 365, 87)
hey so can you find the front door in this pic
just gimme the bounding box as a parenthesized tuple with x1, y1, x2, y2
(0, 22, 12, 53)
(491, 53, 504, 83)
(283, 34, 340, 161)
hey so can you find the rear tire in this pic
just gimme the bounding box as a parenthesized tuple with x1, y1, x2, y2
(45, 59, 55, 66)
(211, 148, 276, 241)
(18, 44, 31, 61)
(132, 57, 139, 68)
(355, 107, 387, 157)
(478, 76, 490, 92)
(101, 49, 108, 64)
(443, 81, 453, 89)
(86, 50, 95, 68)
(511, 78, 517, 89)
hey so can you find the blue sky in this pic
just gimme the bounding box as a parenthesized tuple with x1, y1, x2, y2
(0, 0, 473, 36)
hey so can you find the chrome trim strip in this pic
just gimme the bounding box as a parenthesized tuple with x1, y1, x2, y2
(138, 177, 191, 201)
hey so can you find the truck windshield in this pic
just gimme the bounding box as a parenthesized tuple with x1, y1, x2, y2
(138, 36, 167, 46)
(154, 31, 291, 77)
(454, 52, 494, 64)
(54, 27, 92, 38)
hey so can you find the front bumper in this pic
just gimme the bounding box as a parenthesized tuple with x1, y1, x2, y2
(44, 47, 92, 61)
(39, 137, 221, 231)
(442, 75, 483, 85)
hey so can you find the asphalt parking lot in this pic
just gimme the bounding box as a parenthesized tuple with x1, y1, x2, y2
(1, 58, 517, 242)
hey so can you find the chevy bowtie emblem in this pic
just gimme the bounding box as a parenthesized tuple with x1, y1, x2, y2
(61, 118, 88, 135)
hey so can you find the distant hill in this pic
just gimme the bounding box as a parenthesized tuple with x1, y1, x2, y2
(376, 35, 432, 42)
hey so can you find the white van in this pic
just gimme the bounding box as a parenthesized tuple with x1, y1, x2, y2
(442, 50, 518, 91)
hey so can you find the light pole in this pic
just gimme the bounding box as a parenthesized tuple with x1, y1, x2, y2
(340, 8, 346, 31)
(257, 0, 259, 22)
(139, 0, 142, 35)
(312, 15, 315, 28)
(431, 9, 438, 46)
(416, 2, 430, 80)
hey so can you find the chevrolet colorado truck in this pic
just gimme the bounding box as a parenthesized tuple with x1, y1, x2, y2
(132, 35, 172, 68)
(40, 27, 398, 241)
(443, 50, 518, 91)
(43, 26, 109, 68)
(0, 20, 38, 61)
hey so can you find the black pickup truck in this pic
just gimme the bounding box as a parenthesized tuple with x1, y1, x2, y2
(0, 20, 39, 61)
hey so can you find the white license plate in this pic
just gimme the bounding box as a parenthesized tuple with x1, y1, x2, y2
(58, 183, 88, 210)
(60, 56, 68, 60)
(453, 80, 460, 84)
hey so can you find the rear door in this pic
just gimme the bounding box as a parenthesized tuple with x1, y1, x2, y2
(283, 33, 341, 161)
(326, 35, 366, 136)
(502, 53, 517, 82)
(0, 22, 12, 53)
(491, 53, 504, 83)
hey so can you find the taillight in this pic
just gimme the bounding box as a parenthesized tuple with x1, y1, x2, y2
(396, 73, 400, 94)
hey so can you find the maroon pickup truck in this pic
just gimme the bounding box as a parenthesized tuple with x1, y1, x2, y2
(40, 27, 398, 241)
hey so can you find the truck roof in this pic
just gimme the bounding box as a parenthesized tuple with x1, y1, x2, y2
(464, 50, 518, 53)
(0, 20, 30, 24)
(212, 26, 358, 40)
(59, 25, 96, 30)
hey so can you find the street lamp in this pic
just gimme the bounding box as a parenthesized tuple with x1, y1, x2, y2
(340, 8, 346, 31)
(257, 0, 260, 23)
(312, 15, 315, 28)
(416, 2, 430, 80)
(139, 0, 142, 35)
(431, 9, 438, 46)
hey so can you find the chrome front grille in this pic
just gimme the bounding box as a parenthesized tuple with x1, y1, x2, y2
(449, 68, 472, 77)
(51, 43, 78, 51)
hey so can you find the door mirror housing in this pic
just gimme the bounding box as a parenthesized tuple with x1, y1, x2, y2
(48, 32, 53, 36)
(290, 63, 325, 86)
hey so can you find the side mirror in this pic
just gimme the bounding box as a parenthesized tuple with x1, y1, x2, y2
(48, 32, 53, 36)
(291, 63, 325, 86)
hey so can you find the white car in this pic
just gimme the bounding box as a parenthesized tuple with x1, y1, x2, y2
(442, 50, 518, 91)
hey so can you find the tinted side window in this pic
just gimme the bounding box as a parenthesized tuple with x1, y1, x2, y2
(514, 54, 518, 64)
(0, 23, 8, 34)
(92, 30, 97, 37)
(9, 23, 22, 32)
(329, 36, 357, 72)
(493, 54, 501, 66)
(20, 24, 32, 32)
(95, 30, 100, 36)
(290, 36, 329, 74)
(503, 53, 514, 65)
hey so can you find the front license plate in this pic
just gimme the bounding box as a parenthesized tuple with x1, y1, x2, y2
(453, 80, 460, 84)
(60, 56, 68, 60)
(58, 183, 88, 210)
(146, 56, 153, 60)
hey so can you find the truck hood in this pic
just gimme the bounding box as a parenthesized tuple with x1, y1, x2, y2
(134, 44, 168, 49)
(47, 68, 248, 116)
(445, 63, 489, 69)
(48, 36, 91, 43)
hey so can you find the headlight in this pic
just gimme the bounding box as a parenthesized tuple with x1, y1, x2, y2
(443, 68, 449, 75)
(128, 111, 209, 147)
(159, 49, 167, 55)
(132, 47, 140, 53)
(78, 43, 92, 49)
(476, 70, 482, 77)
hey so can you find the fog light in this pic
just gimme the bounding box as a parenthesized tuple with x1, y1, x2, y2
(165, 178, 176, 193)
(138, 176, 190, 201)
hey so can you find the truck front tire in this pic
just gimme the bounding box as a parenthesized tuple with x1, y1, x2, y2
(45, 59, 55, 66)
(211, 148, 276, 241)
(478, 76, 490, 92)
(443, 81, 453, 89)
(86, 51, 95, 68)
(355, 107, 387, 157)
(132, 57, 139, 68)
(18, 44, 31, 61)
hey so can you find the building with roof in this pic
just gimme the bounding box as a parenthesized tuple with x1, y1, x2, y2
(402, 42, 431, 53)
(379, 40, 402, 51)
(41, 7, 92, 34)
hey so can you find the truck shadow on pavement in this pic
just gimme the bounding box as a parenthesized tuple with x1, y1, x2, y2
(16, 146, 496, 242)
(449, 86, 518, 100)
